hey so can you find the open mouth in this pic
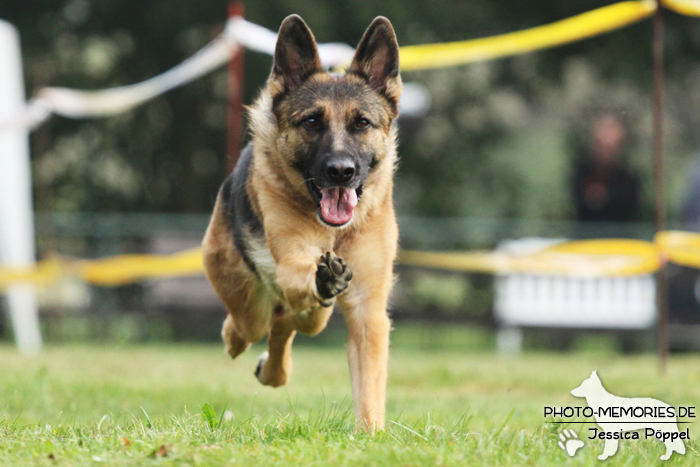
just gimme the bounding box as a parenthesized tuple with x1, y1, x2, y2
(308, 181, 363, 226)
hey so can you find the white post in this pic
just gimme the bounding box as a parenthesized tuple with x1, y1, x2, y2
(0, 20, 42, 353)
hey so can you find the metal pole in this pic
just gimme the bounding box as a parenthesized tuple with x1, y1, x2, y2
(652, 2, 668, 373)
(0, 20, 42, 353)
(227, 1, 245, 173)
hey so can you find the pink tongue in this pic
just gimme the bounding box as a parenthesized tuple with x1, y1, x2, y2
(319, 187, 358, 225)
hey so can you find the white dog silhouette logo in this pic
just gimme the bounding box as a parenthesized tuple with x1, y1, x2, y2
(571, 370, 686, 461)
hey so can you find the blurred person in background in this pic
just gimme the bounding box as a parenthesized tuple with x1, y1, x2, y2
(572, 114, 640, 222)
(669, 150, 700, 333)
(680, 152, 700, 231)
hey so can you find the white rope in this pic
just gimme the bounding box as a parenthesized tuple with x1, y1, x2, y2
(225, 17, 355, 66)
(0, 17, 356, 132)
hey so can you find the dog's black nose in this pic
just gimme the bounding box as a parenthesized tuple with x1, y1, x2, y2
(326, 159, 355, 184)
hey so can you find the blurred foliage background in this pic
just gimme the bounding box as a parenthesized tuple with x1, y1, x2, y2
(5, 0, 700, 220)
(4, 1, 700, 348)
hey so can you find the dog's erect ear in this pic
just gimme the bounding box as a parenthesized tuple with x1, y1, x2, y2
(348, 17, 402, 107)
(271, 15, 323, 94)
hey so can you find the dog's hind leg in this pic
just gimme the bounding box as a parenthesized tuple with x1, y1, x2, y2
(661, 437, 685, 460)
(216, 281, 274, 358)
(255, 303, 334, 387)
(203, 195, 273, 358)
(222, 314, 250, 358)
(206, 234, 276, 356)
(255, 307, 296, 387)
(216, 279, 274, 358)
(674, 438, 686, 456)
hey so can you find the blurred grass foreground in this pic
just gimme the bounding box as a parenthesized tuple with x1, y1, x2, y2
(0, 330, 699, 466)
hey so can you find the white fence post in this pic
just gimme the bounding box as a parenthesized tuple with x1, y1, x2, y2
(0, 20, 42, 353)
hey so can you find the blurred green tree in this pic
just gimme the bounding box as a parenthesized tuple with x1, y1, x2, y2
(5, 1, 700, 222)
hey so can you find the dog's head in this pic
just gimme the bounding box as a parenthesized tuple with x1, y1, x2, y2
(252, 15, 402, 227)
(570, 370, 603, 398)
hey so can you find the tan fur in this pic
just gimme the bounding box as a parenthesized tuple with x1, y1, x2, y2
(202, 16, 401, 432)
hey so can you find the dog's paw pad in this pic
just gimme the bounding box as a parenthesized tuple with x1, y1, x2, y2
(254, 351, 268, 381)
(316, 252, 352, 303)
(558, 429, 584, 457)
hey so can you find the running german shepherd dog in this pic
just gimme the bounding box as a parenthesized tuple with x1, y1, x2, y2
(202, 15, 402, 431)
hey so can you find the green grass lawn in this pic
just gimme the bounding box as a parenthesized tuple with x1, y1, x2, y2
(0, 326, 699, 466)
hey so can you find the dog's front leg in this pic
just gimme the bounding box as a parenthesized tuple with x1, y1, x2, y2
(337, 210, 397, 432)
(273, 241, 352, 313)
(343, 293, 391, 432)
(257, 238, 348, 387)
(275, 255, 325, 312)
(338, 250, 394, 431)
(598, 437, 618, 460)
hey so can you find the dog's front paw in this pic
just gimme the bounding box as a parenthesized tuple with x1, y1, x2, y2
(316, 252, 352, 306)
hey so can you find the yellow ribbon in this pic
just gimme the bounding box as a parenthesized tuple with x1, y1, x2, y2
(662, 0, 700, 17)
(3, 232, 700, 289)
(79, 248, 204, 286)
(398, 1, 657, 70)
(655, 230, 700, 268)
(399, 239, 662, 277)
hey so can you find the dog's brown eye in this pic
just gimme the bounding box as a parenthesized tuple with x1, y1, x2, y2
(356, 118, 370, 129)
(303, 117, 318, 129)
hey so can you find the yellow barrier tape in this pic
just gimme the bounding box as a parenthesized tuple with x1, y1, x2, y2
(3, 232, 700, 289)
(399, 239, 661, 277)
(0, 249, 205, 291)
(0, 258, 66, 289)
(547, 238, 658, 257)
(399, 1, 657, 70)
(662, 0, 700, 16)
(398, 250, 508, 275)
(655, 230, 700, 268)
(80, 248, 204, 286)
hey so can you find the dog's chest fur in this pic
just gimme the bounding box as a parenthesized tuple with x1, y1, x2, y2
(244, 229, 279, 290)
(223, 142, 288, 300)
